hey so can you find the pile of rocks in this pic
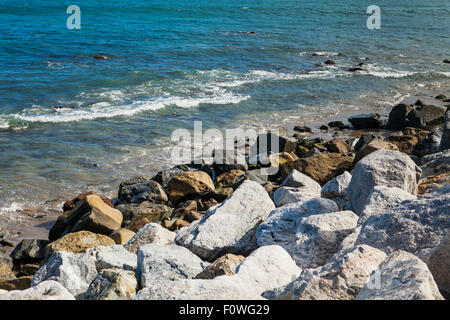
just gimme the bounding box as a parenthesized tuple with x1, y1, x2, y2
(0, 100, 449, 300)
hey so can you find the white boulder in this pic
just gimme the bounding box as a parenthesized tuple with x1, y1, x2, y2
(124, 223, 175, 254)
(85, 245, 137, 272)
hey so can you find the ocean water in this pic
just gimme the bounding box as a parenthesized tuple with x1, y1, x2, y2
(0, 0, 449, 222)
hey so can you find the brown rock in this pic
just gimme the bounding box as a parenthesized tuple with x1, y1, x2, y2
(110, 228, 136, 245)
(169, 219, 190, 231)
(128, 217, 151, 233)
(0, 276, 33, 291)
(386, 135, 419, 155)
(418, 172, 450, 195)
(183, 211, 203, 223)
(15, 263, 41, 277)
(172, 200, 197, 218)
(167, 171, 215, 203)
(354, 139, 399, 164)
(45, 230, 115, 257)
(0, 262, 15, 281)
(215, 170, 245, 189)
(325, 138, 352, 154)
(117, 201, 172, 227)
(63, 191, 113, 212)
(195, 253, 245, 279)
(199, 198, 218, 211)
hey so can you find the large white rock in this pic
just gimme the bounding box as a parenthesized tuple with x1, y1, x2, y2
(321, 171, 352, 198)
(356, 251, 444, 300)
(257, 198, 353, 268)
(85, 245, 137, 272)
(273, 170, 322, 207)
(358, 186, 417, 225)
(175, 180, 275, 261)
(124, 223, 175, 254)
(355, 184, 450, 261)
(137, 244, 208, 287)
(86, 268, 138, 300)
(347, 149, 421, 215)
(133, 245, 301, 300)
(0, 280, 75, 300)
(427, 231, 450, 297)
(31, 251, 97, 299)
(264, 245, 387, 300)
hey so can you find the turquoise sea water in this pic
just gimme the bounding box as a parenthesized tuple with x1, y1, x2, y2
(0, 0, 449, 219)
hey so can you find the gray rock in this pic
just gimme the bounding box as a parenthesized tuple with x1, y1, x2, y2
(321, 171, 352, 198)
(427, 231, 450, 297)
(347, 149, 421, 215)
(358, 186, 417, 225)
(264, 245, 387, 300)
(152, 165, 190, 188)
(118, 176, 168, 204)
(137, 244, 208, 287)
(31, 251, 97, 299)
(273, 170, 322, 207)
(10, 239, 49, 263)
(257, 199, 357, 268)
(86, 268, 138, 300)
(124, 223, 175, 254)
(175, 180, 275, 261)
(0, 280, 75, 300)
(356, 251, 444, 300)
(85, 245, 137, 272)
(355, 184, 450, 261)
(439, 106, 450, 151)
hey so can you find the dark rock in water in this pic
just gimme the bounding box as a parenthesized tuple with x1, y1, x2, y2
(354, 133, 381, 151)
(387, 104, 414, 130)
(406, 105, 446, 129)
(348, 67, 364, 72)
(328, 121, 346, 129)
(324, 60, 336, 65)
(293, 125, 312, 133)
(357, 62, 364, 67)
(93, 55, 108, 60)
(10, 239, 49, 263)
(118, 177, 168, 204)
(443, 59, 450, 64)
(348, 113, 382, 129)
(320, 124, 330, 131)
(212, 150, 247, 175)
(151, 165, 190, 188)
(63, 191, 113, 212)
(53, 104, 76, 110)
(414, 99, 424, 106)
(439, 106, 450, 152)
(443, 98, 450, 103)
(251, 133, 297, 159)
(435, 95, 447, 100)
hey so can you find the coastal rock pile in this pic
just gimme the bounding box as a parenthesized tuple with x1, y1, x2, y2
(1, 99, 449, 300)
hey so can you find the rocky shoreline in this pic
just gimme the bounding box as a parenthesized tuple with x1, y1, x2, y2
(1, 95, 449, 300)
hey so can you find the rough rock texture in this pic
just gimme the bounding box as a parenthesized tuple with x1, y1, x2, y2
(175, 180, 275, 262)
(45, 231, 115, 257)
(137, 244, 209, 287)
(85, 245, 137, 272)
(439, 106, 450, 151)
(109, 228, 135, 245)
(10, 239, 49, 263)
(124, 223, 175, 254)
(358, 186, 417, 225)
(419, 150, 450, 195)
(325, 138, 351, 154)
(86, 268, 138, 300)
(118, 176, 168, 204)
(151, 165, 190, 188)
(264, 245, 387, 300)
(0, 276, 33, 291)
(426, 232, 450, 297)
(167, 171, 215, 203)
(117, 202, 172, 227)
(0, 280, 75, 300)
(348, 113, 383, 129)
(63, 191, 113, 212)
(321, 170, 352, 200)
(406, 105, 446, 129)
(0, 261, 14, 281)
(353, 139, 399, 164)
(347, 149, 421, 215)
(257, 198, 356, 268)
(133, 245, 301, 300)
(356, 251, 444, 300)
(31, 251, 97, 299)
(215, 170, 245, 189)
(195, 253, 245, 279)
(355, 184, 450, 262)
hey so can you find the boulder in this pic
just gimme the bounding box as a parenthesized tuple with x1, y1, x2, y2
(195, 253, 245, 279)
(387, 104, 415, 130)
(49, 195, 123, 241)
(347, 149, 421, 215)
(427, 232, 450, 297)
(118, 177, 168, 204)
(32, 252, 97, 299)
(167, 171, 215, 204)
(439, 106, 449, 151)
(280, 153, 354, 185)
(151, 165, 190, 188)
(264, 245, 387, 300)
(133, 245, 300, 300)
(355, 184, 450, 261)
(386, 135, 419, 155)
(406, 105, 446, 129)
(117, 201, 172, 227)
(348, 113, 383, 129)
(45, 230, 115, 257)
(137, 244, 208, 287)
(175, 180, 275, 261)
(321, 171, 351, 199)
(0, 280, 75, 300)
(109, 228, 135, 245)
(356, 251, 444, 300)
(124, 223, 175, 254)
(325, 138, 351, 154)
(215, 170, 245, 189)
(10, 239, 49, 263)
(354, 133, 381, 151)
(358, 186, 417, 225)
(86, 268, 138, 300)
(85, 245, 137, 272)
(63, 191, 113, 212)
(353, 139, 399, 164)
